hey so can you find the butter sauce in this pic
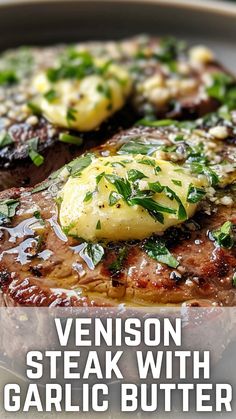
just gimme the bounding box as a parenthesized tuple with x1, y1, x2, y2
(0, 237, 38, 265)
(0, 217, 39, 243)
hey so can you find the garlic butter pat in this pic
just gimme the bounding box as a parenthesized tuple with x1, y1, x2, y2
(59, 154, 207, 241)
(33, 52, 132, 132)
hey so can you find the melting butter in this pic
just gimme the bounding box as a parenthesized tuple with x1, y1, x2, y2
(33, 59, 132, 132)
(59, 154, 207, 241)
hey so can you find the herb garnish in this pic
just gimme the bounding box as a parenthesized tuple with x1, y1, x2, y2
(137, 157, 156, 167)
(0, 132, 13, 148)
(80, 242, 104, 269)
(190, 163, 219, 186)
(47, 50, 96, 82)
(148, 183, 187, 220)
(0, 70, 18, 85)
(68, 154, 92, 177)
(96, 172, 106, 185)
(127, 169, 147, 182)
(0, 199, 19, 225)
(137, 118, 196, 131)
(97, 83, 112, 100)
(118, 140, 159, 155)
(109, 191, 121, 206)
(128, 195, 175, 224)
(144, 236, 179, 268)
(32, 154, 93, 194)
(206, 72, 236, 110)
(66, 107, 77, 123)
(84, 191, 93, 202)
(187, 184, 206, 204)
(96, 220, 101, 230)
(33, 210, 45, 226)
(27, 137, 44, 167)
(59, 133, 83, 146)
(172, 179, 182, 186)
(211, 221, 235, 249)
(27, 102, 42, 116)
(137, 118, 179, 128)
(44, 89, 58, 102)
(109, 246, 127, 275)
(105, 174, 132, 202)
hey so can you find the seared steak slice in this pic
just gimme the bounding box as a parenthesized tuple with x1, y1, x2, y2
(0, 122, 235, 307)
(0, 36, 233, 190)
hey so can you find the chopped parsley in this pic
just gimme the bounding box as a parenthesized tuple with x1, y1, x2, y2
(144, 236, 179, 268)
(104, 169, 189, 223)
(80, 242, 104, 270)
(109, 246, 127, 275)
(137, 118, 196, 131)
(47, 50, 96, 82)
(190, 163, 219, 186)
(118, 140, 158, 155)
(109, 191, 121, 206)
(33, 154, 92, 193)
(137, 118, 179, 128)
(96, 172, 106, 185)
(128, 195, 175, 224)
(172, 179, 182, 186)
(66, 107, 77, 123)
(164, 186, 187, 221)
(84, 191, 93, 202)
(0, 132, 13, 148)
(59, 133, 83, 146)
(68, 154, 92, 177)
(127, 169, 147, 182)
(148, 181, 164, 193)
(105, 174, 132, 202)
(97, 83, 112, 100)
(27, 101, 42, 116)
(27, 137, 44, 167)
(187, 184, 206, 204)
(0, 70, 18, 85)
(206, 72, 236, 110)
(44, 89, 58, 102)
(148, 183, 187, 220)
(0, 199, 19, 225)
(96, 220, 101, 230)
(212, 221, 235, 249)
(173, 134, 185, 142)
(137, 157, 156, 167)
(33, 210, 45, 226)
(154, 166, 161, 174)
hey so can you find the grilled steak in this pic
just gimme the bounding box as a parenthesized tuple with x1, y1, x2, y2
(0, 36, 233, 190)
(0, 119, 235, 307)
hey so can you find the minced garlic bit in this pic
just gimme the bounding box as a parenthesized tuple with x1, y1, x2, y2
(189, 45, 214, 65)
(140, 74, 198, 108)
(208, 126, 229, 140)
(220, 196, 234, 206)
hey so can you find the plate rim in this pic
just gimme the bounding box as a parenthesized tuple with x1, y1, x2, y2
(1, 0, 236, 18)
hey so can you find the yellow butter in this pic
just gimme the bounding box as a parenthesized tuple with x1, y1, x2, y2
(33, 59, 132, 132)
(59, 154, 206, 241)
